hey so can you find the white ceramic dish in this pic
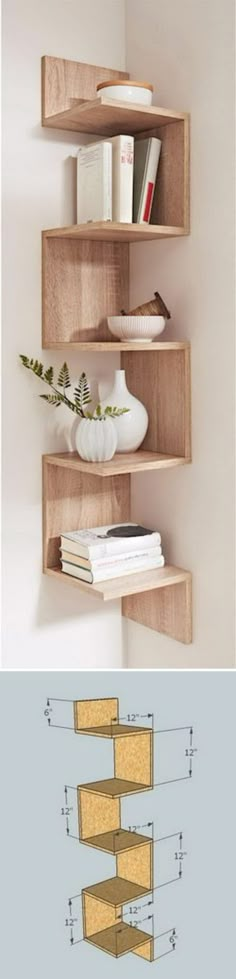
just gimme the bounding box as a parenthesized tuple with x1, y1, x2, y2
(107, 315, 166, 343)
(96, 80, 153, 106)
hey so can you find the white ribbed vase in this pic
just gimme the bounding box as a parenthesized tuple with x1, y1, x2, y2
(101, 369, 148, 452)
(75, 417, 117, 462)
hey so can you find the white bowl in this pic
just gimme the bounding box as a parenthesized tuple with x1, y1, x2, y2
(107, 315, 166, 342)
(96, 82, 153, 106)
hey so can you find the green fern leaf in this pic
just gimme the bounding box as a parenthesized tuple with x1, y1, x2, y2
(57, 362, 71, 389)
(44, 366, 54, 385)
(73, 372, 91, 410)
(39, 394, 62, 407)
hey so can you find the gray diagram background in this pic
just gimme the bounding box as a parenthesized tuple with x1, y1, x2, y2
(0, 669, 235, 978)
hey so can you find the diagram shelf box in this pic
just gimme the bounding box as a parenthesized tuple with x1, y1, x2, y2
(75, 723, 152, 738)
(82, 829, 152, 854)
(83, 875, 151, 908)
(77, 699, 154, 962)
(85, 921, 153, 959)
(78, 777, 152, 798)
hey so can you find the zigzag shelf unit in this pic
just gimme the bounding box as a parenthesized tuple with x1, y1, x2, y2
(75, 697, 154, 961)
(41, 55, 192, 644)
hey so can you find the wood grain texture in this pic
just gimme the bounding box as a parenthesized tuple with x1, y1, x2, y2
(42, 56, 129, 124)
(44, 449, 189, 477)
(78, 789, 120, 841)
(114, 733, 153, 786)
(42, 340, 189, 351)
(83, 894, 119, 938)
(45, 565, 191, 602)
(42, 86, 188, 138)
(43, 222, 187, 242)
(74, 698, 118, 731)
(82, 875, 151, 907)
(122, 576, 192, 644)
(85, 922, 152, 957)
(121, 348, 191, 459)
(76, 724, 152, 737)
(78, 778, 152, 798)
(42, 235, 129, 345)
(132, 939, 154, 961)
(82, 829, 151, 854)
(117, 841, 153, 889)
(42, 459, 130, 571)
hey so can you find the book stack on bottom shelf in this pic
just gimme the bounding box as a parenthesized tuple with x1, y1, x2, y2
(60, 522, 165, 584)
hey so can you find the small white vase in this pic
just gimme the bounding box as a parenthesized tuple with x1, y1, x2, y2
(75, 417, 117, 462)
(101, 370, 148, 452)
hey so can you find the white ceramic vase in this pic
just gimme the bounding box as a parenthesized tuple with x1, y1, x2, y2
(75, 417, 117, 462)
(101, 370, 148, 452)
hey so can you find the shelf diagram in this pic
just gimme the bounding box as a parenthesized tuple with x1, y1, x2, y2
(45, 696, 196, 963)
(41, 54, 192, 644)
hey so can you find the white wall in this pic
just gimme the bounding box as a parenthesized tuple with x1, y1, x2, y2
(125, 0, 235, 667)
(2, 0, 235, 669)
(2, 0, 126, 668)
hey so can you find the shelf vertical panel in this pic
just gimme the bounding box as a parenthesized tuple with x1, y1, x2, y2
(122, 576, 192, 643)
(82, 894, 121, 938)
(117, 841, 153, 890)
(42, 234, 129, 346)
(74, 698, 118, 732)
(42, 55, 129, 126)
(121, 347, 191, 460)
(133, 939, 154, 961)
(42, 459, 130, 571)
(145, 116, 190, 231)
(78, 789, 120, 841)
(114, 732, 153, 787)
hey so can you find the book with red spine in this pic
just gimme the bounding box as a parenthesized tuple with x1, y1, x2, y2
(133, 136, 162, 224)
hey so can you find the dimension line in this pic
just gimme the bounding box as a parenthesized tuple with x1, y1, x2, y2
(153, 832, 182, 843)
(153, 726, 192, 734)
(153, 776, 190, 787)
(154, 949, 175, 961)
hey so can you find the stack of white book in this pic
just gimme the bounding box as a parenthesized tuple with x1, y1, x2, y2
(60, 522, 165, 584)
(77, 135, 161, 225)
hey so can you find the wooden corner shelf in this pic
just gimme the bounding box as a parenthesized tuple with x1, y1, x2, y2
(76, 698, 154, 961)
(40, 54, 192, 646)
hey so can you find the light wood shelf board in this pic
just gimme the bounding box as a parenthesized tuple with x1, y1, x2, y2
(42, 339, 189, 351)
(43, 89, 189, 136)
(82, 875, 151, 907)
(82, 829, 151, 854)
(44, 450, 189, 477)
(43, 222, 187, 241)
(75, 723, 152, 738)
(45, 564, 191, 601)
(78, 777, 151, 798)
(85, 921, 152, 957)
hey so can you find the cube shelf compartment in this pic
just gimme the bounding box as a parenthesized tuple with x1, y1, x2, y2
(43, 457, 192, 643)
(76, 697, 154, 961)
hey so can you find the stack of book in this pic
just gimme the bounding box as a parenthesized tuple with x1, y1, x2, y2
(60, 522, 165, 584)
(77, 134, 161, 225)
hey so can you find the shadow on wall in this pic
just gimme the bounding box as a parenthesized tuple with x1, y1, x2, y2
(34, 575, 122, 629)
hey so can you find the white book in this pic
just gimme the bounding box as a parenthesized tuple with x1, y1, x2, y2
(133, 136, 162, 223)
(110, 134, 134, 222)
(61, 553, 165, 584)
(61, 523, 161, 559)
(77, 141, 112, 223)
(60, 545, 162, 569)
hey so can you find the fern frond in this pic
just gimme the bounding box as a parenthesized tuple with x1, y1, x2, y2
(39, 394, 62, 407)
(73, 372, 91, 411)
(57, 362, 71, 389)
(44, 366, 54, 385)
